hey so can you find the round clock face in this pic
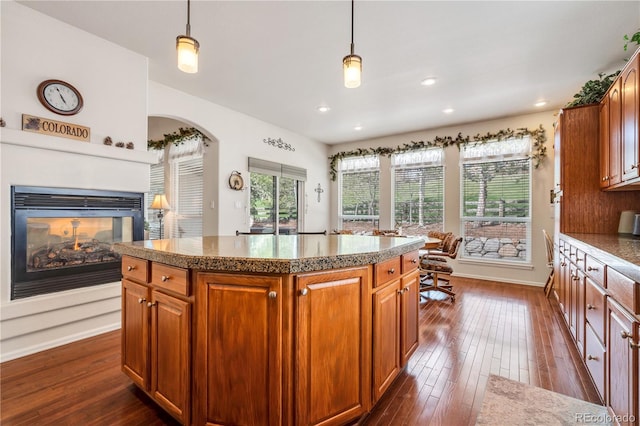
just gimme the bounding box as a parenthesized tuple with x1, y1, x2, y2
(37, 79, 83, 115)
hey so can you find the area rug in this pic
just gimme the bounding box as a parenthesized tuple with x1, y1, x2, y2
(475, 375, 611, 425)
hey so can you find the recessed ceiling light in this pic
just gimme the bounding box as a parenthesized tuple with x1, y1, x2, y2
(354, 124, 363, 131)
(442, 108, 454, 114)
(420, 77, 437, 86)
(534, 100, 547, 107)
(316, 105, 331, 113)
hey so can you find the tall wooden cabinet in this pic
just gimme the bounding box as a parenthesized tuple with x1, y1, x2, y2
(621, 52, 639, 183)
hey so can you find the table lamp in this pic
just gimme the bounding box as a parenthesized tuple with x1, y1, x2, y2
(150, 194, 171, 239)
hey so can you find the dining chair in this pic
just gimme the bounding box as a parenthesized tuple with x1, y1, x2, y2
(419, 236, 462, 302)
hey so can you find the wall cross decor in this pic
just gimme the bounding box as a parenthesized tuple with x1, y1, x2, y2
(314, 183, 324, 202)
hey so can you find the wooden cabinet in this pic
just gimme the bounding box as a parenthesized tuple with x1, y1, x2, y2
(296, 267, 371, 426)
(607, 298, 638, 426)
(195, 272, 283, 426)
(621, 53, 640, 183)
(121, 256, 191, 424)
(400, 269, 420, 366)
(600, 80, 623, 187)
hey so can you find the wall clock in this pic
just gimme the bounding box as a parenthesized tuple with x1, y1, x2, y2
(37, 79, 83, 116)
(229, 171, 244, 190)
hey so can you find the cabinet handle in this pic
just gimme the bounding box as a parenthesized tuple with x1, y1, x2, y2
(300, 288, 308, 296)
(572, 275, 580, 281)
(587, 266, 599, 271)
(147, 301, 156, 308)
(620, 330, 632, 340)
(601, 176, 609, 182)
(137, 298, 146, 304)
(411, 258, 418, 264)
(587, 354, 598, 361)
(127, 265, 136, 271)
(268, 291, 277, 299)
(576, 257, 583, 262)
(630, 340, 640, 350)
(388, 268, 395, 274)
(397, 290, 403, 295)
(161, 275, 170, 282)
(586, 304, 595, 310)
(561, 262, 567, 267)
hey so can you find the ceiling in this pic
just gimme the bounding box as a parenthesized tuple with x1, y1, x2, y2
(19, 1, 640, 144)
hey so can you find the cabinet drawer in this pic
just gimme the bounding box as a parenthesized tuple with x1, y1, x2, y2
(374, 256, 402, 288)
(585, 277, 607, 344)
(584, 256, 605, 287)
(121, 255, 149, 283)
(151, 263, 189, 296)
(401, 251, 419, 273)
(584, 322, 606, 402)
(607, 268, 637, 314)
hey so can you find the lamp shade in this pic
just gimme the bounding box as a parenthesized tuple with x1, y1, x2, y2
(150, 194, 171, 210)
(343, 54, 362, 88)
(177, 35, 199, 73)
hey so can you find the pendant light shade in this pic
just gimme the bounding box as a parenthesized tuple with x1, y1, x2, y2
(343, 0, 361, 88)
(177, 0, 199, 73)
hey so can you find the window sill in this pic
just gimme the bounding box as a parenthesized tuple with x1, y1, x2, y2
(458, 258, 534, 270)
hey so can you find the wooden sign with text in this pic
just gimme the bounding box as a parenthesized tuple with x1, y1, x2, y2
(22, 114, 90, 142)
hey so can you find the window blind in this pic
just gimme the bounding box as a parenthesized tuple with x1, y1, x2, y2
(170, 157, 203, 238)
(248, 157, 306, 181)
(339, 156, 380, 232)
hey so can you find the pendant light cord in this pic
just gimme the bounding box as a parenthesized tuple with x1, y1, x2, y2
(186, 0, 191, 36)
(350, 0, 355, 55)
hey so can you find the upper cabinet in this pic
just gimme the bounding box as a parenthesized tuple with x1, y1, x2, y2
(600, 48, 640, 189)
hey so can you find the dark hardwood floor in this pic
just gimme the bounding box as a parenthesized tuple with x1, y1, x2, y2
(0, 277, 600, 425)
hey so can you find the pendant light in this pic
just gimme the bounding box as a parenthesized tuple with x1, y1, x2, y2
(343, 0, 362, 88)
(176, 0, 199, 73)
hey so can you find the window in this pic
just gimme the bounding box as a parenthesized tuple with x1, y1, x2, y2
(392, 148, 444, 236)
(461, 138, 531, 263)
(248, 158, 305, 234)
(339, 156, 379, 233)
(147, 136, 204, 239)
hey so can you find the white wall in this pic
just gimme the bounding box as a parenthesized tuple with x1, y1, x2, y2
(328, 111, 556, 287)
(148, 81, 330, 236)
(0, 1, 154, 361)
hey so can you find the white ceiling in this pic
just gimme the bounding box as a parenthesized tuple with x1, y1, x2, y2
(19, 1, 640, 144)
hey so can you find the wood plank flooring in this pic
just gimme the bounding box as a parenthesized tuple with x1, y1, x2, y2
(0, 277, 600, 425)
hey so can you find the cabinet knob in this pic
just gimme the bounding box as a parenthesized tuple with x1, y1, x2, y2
(300, 288, 308, 296)
(587, 266, 599, 271)
(630, 340, 640, 350)
(601, 176, 609, 182)
(268, 291, 277, 299)
(561, 262, 567, 267)
(147, 301, 157, 308)
(411, 259, 418, 264)
(388, 268, 395, 274)
(576, 257, 584, 262)
(137, 298, 146, 304)
(127, 265, 136, 271)
(620, 330, 632, 340)
(587, 354, 598, 361)
(586, 304, 595, 310)
(572, 275, 580, 281)
(161, 275, 170, 282)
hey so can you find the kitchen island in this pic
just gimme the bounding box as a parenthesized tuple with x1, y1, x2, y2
(114, 234, 424, 426)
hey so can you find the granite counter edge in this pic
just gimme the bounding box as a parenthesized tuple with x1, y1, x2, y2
(114, 240, 424, 274)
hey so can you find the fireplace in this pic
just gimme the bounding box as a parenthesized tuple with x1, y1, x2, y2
(11, 186, 144, 299)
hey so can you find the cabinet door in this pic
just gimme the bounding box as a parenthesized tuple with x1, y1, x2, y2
(400, 269, 420, 366)
(608, 80, 623, 186)
(621, 54, 639, 182)
(121, 279, 150, 389)
(195, 273, 283, 426)
(600, 95, 612, 188)
(296, 266, 371, 426)
(608, 299, 636, 426)
(150, 290, 191, 424)
(372, 279, 401, 402)
(557, 252, 569, 318)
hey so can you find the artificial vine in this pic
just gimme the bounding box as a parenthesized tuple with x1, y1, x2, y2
(328, 125, 546, 181)
(147, 127, 209, 150)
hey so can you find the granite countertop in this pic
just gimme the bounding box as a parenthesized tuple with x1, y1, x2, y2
(562, 233, 640, 283)
(113, 234, 425, 274)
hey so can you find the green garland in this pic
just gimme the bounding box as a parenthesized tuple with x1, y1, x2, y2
(147, 127, 209, 150)
(328, 125, 546, 181)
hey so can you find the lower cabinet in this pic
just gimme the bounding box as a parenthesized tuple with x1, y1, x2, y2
(121, 279, 191, 424)
(295, 267, 371, 426)
(195, 272, 283, 426)
(372, 268, 420, 402)
(607, 298, 638, 426)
